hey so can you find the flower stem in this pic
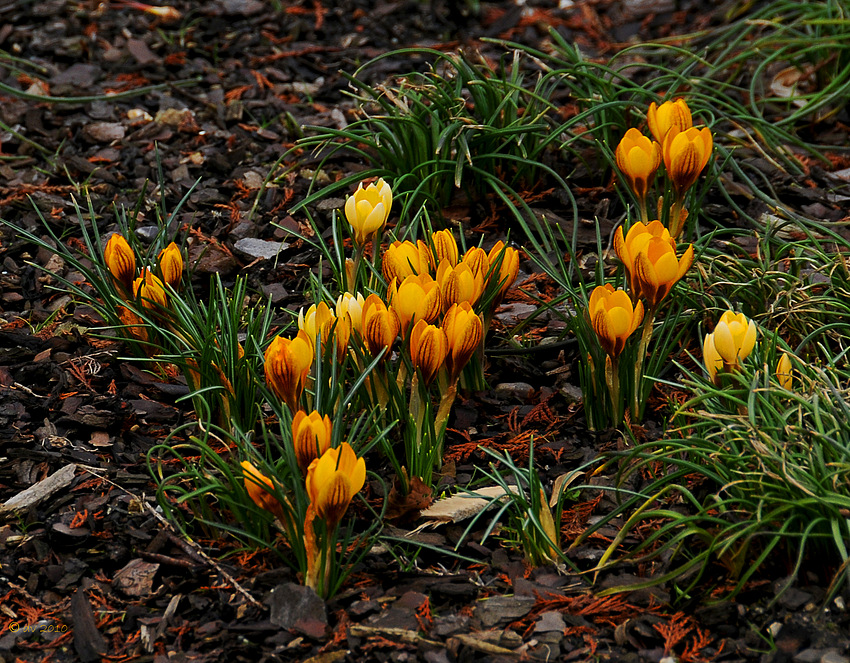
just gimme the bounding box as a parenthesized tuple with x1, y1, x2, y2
(605, 355, 621, 425)
(632, 312, 655, 420)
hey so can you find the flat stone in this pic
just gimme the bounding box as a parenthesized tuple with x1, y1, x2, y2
(534, 611, 566, 633)
(220, 0, 265, 16)
(475, 595, 535, 628)
(267, 582, 327, 631)
(82, 122, 125, 143)
(189, 242, 238, 275)
(261, 283, 289, 304)
(126, 38, 158, 65)
(112, 559, 159, 597)
(794, 649, 827, 663)
(432, 614, 469, 637)
(821, 652, 850, 663)
(493, 302, 539, 325)
(233, 237, 288, 261)
(622, 0, 675, 16)
(779, 587, 813, 611)
(52, 63, 99, 88)
(228, 221, 256, 241)
(316, 197, 345, 212)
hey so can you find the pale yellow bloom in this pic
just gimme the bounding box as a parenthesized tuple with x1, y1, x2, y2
(344, 178, 392, 245)
(703, 311, 757, 383)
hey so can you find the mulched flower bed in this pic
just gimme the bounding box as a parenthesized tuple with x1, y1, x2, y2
(2, 1, 850, 661)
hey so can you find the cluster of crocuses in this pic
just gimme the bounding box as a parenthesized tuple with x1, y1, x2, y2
(584, 98, 712, 426)
(103, 233, 183, 343)
(615, 98, 713, 237)
(703, 311, 794, 390)
(241, 425, 365, 595)
(262, 178, 520, 490)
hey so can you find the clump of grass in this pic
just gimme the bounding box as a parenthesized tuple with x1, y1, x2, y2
(289, 48, 570, 227)
(578, 342, 850, 602)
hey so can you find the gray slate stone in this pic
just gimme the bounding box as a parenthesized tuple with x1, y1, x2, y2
(233, 237, 288, 261)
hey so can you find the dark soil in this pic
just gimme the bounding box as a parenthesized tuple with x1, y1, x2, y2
(2, 1, 850, 662)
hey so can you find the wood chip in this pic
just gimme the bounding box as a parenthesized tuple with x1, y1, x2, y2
(71, 588, 107, 663)
(0, 463, 76, 518)
(416, 485, 520, 527)
(113, 559, 159, 597)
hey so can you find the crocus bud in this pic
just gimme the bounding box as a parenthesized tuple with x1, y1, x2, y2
(388, 274, 442, 337)
(292, 410, 333, 476)
(409, 319, 449, 385)
(462, 247, 490, 281)
(158, 242, 183, 288)
(615, 128, 661, 208)
(776, 352, 793, 390)
(104, 233, 136, 292)
(344, 178, 392, 245)
(382, 240, 432, 284)
(361, 294, 400, 359)
(442, 302, 483, 382)
(431, 229, 459, 266)
(117, 306, 148, 344)
(133, 269, 167, 310)
(241, 461, 286, 522)
(436, 260, 484, 311)
(298, 302, 336, 352)
(337, 292, 365, 334)
(486, 241, 520, 303)
(588, 284, 644, 359)
(264, 331, 313, 413)
(647, 98, 692, 144)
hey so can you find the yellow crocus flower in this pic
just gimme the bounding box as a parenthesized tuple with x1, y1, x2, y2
(305, 443, 366, 529)
(158, 242, 183, 289)
(382, 240, 433, 284)
(647, 98, 692, 144)
(241, 460, 286, 522)
(264, 330, 313, 413)
(442, 302, 483, 382)
(133, 269, 167, 310)
(409, 319, 449, 385)
(633, 238, 694, 311)
(615, 128, 661, 213)
(662, 126, 713, 200)
(389, 274, 442, 337)
(104, 233, 136, 292)
(292, 410, 333, 476)
(588, 284, 644, 359)
(361, 294, 400, 359)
